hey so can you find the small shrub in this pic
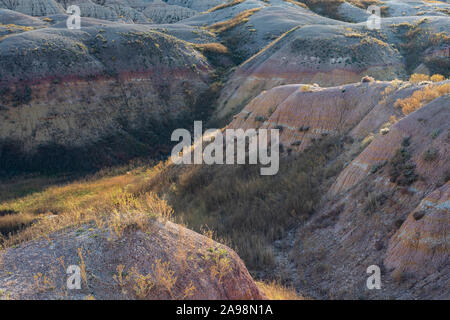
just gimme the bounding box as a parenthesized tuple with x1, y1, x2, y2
(402, 136, 411, 147)
(206, 0, 246, 13)
(255, 115, 266, 122)
(193, 43, 229, 54)
(422, 148, 438, 161)
(301, 84, 313, 92)
(394, 218, 405, 229)
(361, 134, 375, 149)
(256, 281, 305, 300)
(13, 85, 32, 106)
(299, 126, 310, 132)
(392, 269, 407, 284)
(380, 128, 390, 135)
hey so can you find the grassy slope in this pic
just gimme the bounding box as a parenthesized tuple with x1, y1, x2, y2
(1, 137, 344, 274)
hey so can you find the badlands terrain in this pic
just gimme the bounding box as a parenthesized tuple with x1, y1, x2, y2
(0, 0, 449, 300)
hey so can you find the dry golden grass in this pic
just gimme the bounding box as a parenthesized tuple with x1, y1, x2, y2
(0, 23, 34, 32)
(208, 8, 262, 33)
(0, 166, 173, 246)
(1, 137, 343, 273)
(239, 25, 300, 67)
(194, 43, 229, 54)
(256, 281, 306, 300)
(395, 83, 450, 115)
(0, 212, 35, 237)
(206, 0, 246, 13)
(301, 84, 313, 92)
(115, 259, 191, 300)
(409, 73, 430, 83)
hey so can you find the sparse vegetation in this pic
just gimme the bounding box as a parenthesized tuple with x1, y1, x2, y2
(301, 84, 313, 92)
(397, 20, 450, 75)
(256, 281, 306, 300)
(1, 137, 344, 273)
(208, 8, 262, 33)
(360, 134, 375, 149)
(193, 43, 229, 54)
(394, 83, 450, 115)
(388, 147, 418, 186)
(370, 161, 387, 174)
(283, 0, 309, 9)
(430, 74, 445, 82)
(409, 73, 430, 83)
(365, 192, 387, 213)
(115, 259, 180, 299)
(422, 148, 439, 161)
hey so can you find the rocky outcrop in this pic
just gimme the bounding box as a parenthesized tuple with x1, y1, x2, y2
(0, 220, 266, 300)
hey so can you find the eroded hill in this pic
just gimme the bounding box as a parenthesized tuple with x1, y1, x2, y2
(0, 0, 448, 301)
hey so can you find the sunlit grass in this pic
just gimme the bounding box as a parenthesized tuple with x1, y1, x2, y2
(256, 281, 306, 300)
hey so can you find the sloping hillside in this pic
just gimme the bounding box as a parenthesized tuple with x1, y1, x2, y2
(0, 219, 266, 299)
(0, 0, 448, 301)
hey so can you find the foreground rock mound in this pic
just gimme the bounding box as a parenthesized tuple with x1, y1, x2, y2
(0, 19, 212, 172)
(0, 220, 265, 300)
